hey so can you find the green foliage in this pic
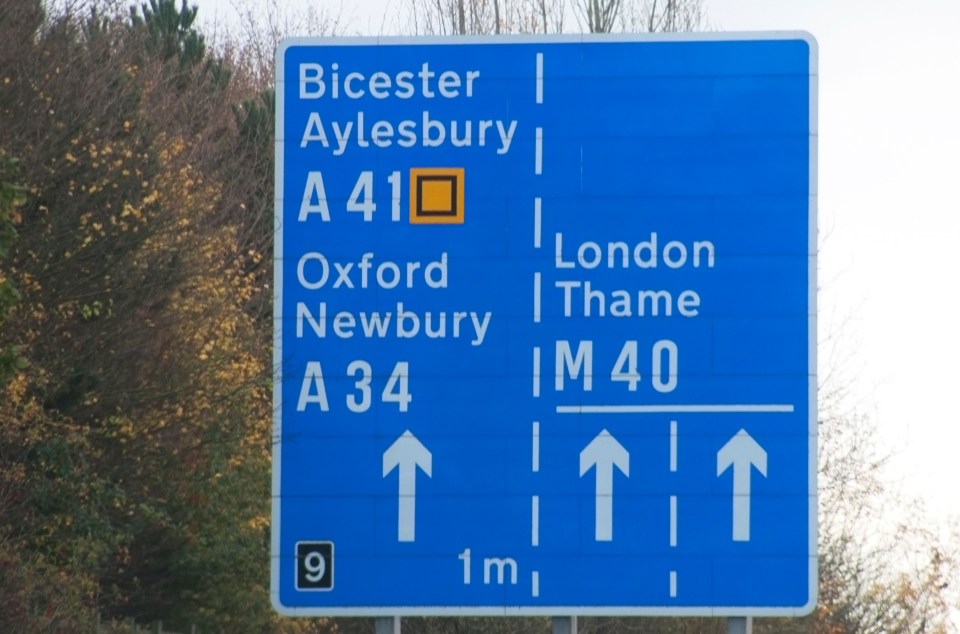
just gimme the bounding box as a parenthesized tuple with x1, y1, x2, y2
(130, 0, 204, 66)
(0, 0, 275, 629)
(225, 87, 275, 322)
(0, 155, 26, 380)
(129, 0, 231, 92)
(234, 88, 275, 146)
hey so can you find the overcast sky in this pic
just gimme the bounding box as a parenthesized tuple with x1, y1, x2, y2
(706, 0, 960, 524)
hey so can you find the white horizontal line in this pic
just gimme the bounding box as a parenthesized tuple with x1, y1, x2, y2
(556, 404, 794, 414)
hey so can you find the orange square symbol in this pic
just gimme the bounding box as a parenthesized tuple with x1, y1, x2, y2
(410, 168, 465, 224)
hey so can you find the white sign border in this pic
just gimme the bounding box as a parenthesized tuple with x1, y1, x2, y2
(271, 31, 819, 618)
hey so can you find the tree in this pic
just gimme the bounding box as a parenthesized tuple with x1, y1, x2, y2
(0, 155, 26, 380)
(406, 0, 566, 35)
(574, 0, 621, 32)
(617, 0, 707, 33)
(0, 0, 278, 629)
(572, 0, 706, 32)
(130, 0, 205, 66)
(404, 0, 704, 35)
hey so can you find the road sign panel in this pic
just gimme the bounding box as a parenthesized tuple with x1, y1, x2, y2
(273, 33, 817, 617)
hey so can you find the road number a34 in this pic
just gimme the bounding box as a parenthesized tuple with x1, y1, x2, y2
(296, 360, 412, 413)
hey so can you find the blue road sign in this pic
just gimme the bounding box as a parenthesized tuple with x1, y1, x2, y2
(272, 34, 818, 617)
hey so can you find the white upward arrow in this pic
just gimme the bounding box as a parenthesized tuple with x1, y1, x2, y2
(580, 429, 630, 542)
(717, 428, 767, 542)
(382, 430, 432, 542)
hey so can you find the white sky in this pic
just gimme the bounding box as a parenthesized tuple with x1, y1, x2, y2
(199, 0, 960, 541)
(704, 0, 960, 523)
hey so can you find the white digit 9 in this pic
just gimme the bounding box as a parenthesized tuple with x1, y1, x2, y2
(304, 551, 326, 582)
